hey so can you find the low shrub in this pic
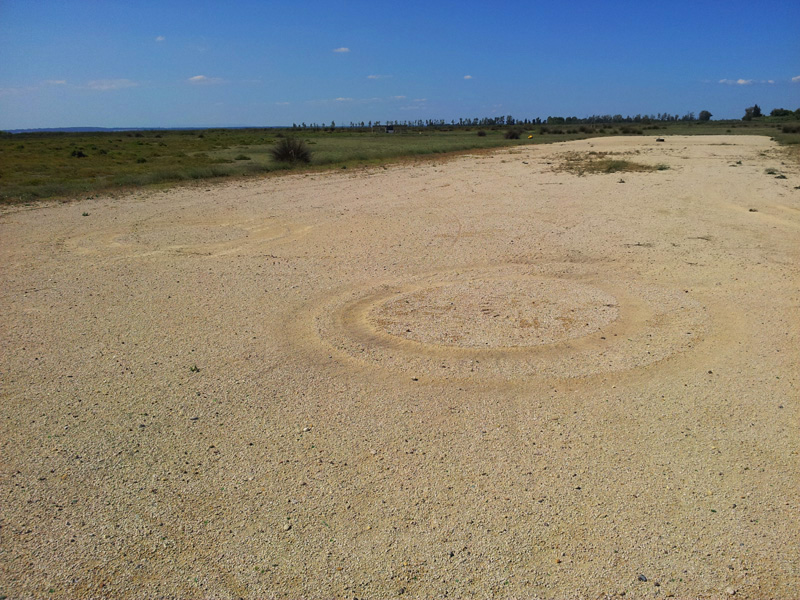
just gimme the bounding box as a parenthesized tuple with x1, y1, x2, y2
(269, 138, 312, 164)
(504, 129, 521, 139)
(477, 130, 487, 137)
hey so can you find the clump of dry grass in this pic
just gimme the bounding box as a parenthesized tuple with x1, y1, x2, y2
(557, 151, 660, 175)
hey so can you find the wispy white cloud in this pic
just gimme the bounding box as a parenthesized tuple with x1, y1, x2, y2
(155, 35, 165, 42)
(87, 78, 138, 91)
(275, 101, 290, 106)
(391, 95, 406, 100)
(334, 97, 353, 102)
(333, 47, 350, 53)
(463, 75, 473, 80)
(367, 74, 391, 79)
(719, 78, 776, 85)
(792, 75, 800, 83)
(43, 80, 67, 86)
(187, 75, 224, 85)
(413, 98, 427, 102)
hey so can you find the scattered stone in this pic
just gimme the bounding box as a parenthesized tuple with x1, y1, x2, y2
(656, 138, 665, 142)
(283, 523, 292, 531)
(748, 208, 758, 212)
(637, 574, 648, 582)
(726, 587, 737, 596)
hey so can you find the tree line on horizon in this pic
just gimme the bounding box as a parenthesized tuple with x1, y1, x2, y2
(291, 105, 800, 131)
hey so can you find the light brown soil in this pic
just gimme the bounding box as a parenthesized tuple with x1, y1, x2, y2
(1, 135, 798, 599)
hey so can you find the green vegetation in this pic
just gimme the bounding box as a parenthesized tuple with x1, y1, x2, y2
(1, 118, 798, 204)
(743, 104, 762, 121)
(269, 137, 312, 164)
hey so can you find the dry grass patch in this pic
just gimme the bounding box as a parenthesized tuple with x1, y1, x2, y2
(557, 150, 662, 175)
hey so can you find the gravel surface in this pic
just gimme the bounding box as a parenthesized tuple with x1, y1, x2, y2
(1, 135, 798, 599)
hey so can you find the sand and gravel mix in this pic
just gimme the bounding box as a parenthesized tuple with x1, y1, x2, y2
(1, 135, 798, 599)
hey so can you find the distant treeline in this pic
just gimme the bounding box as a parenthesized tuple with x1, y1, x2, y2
(293, 107, 800, 131)
(294, 113, 702, 130)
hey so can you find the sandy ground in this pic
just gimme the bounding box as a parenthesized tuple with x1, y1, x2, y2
(1, 135, 798, 599)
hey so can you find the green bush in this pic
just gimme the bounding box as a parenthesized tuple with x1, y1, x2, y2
(504, 129, 521, 139)
(477, 130, 487, 137)
(269, 138, 312, 164)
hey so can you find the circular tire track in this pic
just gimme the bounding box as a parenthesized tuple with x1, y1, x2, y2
(314, 263, 709, 379)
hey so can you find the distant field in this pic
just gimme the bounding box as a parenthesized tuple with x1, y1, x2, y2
(1, 120, 797, 203)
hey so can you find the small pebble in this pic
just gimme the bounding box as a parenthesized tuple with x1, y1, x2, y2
(726, 587, 737, 596)
(638, 574, 648, 582)
(284, 523, 292, 531)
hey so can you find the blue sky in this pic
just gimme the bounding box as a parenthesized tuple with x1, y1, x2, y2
(1, 0, 798, 129)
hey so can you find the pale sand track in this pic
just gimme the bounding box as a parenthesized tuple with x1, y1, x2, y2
(1, 136, 798, 599)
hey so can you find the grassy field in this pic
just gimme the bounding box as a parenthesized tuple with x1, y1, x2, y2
(1, 120, 797, 204)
